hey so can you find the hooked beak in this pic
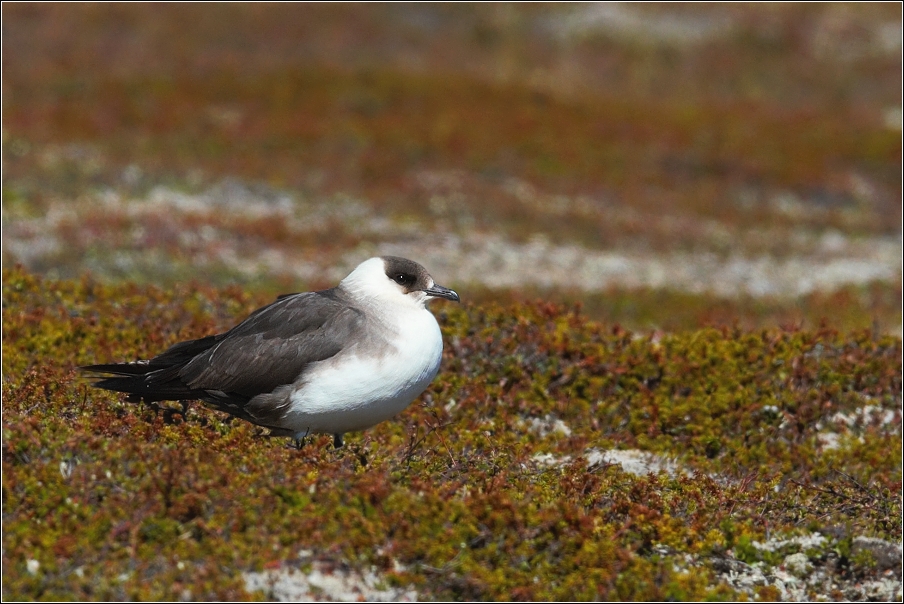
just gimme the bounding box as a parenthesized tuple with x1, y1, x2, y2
(424, 283, 460, 303)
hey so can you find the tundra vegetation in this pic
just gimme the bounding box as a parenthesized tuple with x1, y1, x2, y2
(3, 4, 901, 600)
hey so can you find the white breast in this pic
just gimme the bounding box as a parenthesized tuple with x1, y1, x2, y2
(282, 305, 444, 436)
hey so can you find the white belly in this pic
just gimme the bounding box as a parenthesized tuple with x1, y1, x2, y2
(283, 308, 443, 436)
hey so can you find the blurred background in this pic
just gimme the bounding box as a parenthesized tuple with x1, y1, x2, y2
(3, 3, 901, 332)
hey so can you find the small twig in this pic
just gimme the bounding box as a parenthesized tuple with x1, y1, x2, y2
(425, 408, 457, 466)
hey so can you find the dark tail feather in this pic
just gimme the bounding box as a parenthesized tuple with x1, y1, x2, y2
(80, 334, 222, 403)
(81, 361, 155, 377)
(80, 361, 199, 403)
(81, 344, 276, 433)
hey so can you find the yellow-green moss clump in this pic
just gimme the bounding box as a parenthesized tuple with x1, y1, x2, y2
(3, 267, 900, 600)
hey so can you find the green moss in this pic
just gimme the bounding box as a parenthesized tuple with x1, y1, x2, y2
(3, 267, 900, 599)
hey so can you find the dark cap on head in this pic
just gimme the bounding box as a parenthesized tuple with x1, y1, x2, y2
(381, 256, 460, 302)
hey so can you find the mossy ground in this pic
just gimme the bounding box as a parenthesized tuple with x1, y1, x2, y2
(3, 267, 900, 600)
(2, 4, 901, 600)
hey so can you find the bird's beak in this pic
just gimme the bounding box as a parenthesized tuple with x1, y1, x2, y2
(424, 284, 460, 302)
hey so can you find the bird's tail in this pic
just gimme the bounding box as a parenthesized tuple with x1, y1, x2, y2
(82, 340, 297, 436)
(80, 360, 201, 402)
(81, 334, 221, 402)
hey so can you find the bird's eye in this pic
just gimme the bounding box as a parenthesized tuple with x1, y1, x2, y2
(392, 273, 414, 287)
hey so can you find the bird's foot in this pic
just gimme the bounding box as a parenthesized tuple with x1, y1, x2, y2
(289, 429, 313, 450)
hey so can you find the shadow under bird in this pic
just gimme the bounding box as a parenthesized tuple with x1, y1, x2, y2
(81, 256, 460, 448)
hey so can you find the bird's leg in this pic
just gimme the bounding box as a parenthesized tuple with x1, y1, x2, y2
(333, 433, 344, 448)
(291, 428, 311, 450)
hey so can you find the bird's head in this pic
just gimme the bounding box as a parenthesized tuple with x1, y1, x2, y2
(340, 256, 460, 309)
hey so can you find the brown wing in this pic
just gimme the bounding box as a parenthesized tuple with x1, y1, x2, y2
(178, 288, 365, 398)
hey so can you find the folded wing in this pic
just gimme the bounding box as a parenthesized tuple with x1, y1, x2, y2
(82, 288, 364, 410)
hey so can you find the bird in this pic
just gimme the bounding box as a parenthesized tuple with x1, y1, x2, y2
(81, 256, 460, 448)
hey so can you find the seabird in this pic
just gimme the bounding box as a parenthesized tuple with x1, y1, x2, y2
(82, 256, 460, 448)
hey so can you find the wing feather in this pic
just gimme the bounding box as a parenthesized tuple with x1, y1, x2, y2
(178, 288, 363, 398)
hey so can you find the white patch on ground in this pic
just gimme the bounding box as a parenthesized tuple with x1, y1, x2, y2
(139, 182, 292, 218)
(782, 552, 812, 578)
(532, 452, 568, 467)
(830, 404, 900, 429)
(2, 230, 63, 269)
(522, 414, 572, 438)
(663, 532, 904, 601)
(243, 560, 417, 602)
(533, 447, 686, 477)
(715, 533, 904, 601)
(3, 181, 900, 302)
(551, 4, 735, 45)
(816, 402, 902, 451)
(885, 107, 903, 131)
(549, 5, 903, 62)
(586, 448, 687, 477)
(375, 232, 902, 298)
(816, 432, 842, 451)
(721, 559, 902, 602)
(116, 185, 378, 233)
(751, 532, 829, 553)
